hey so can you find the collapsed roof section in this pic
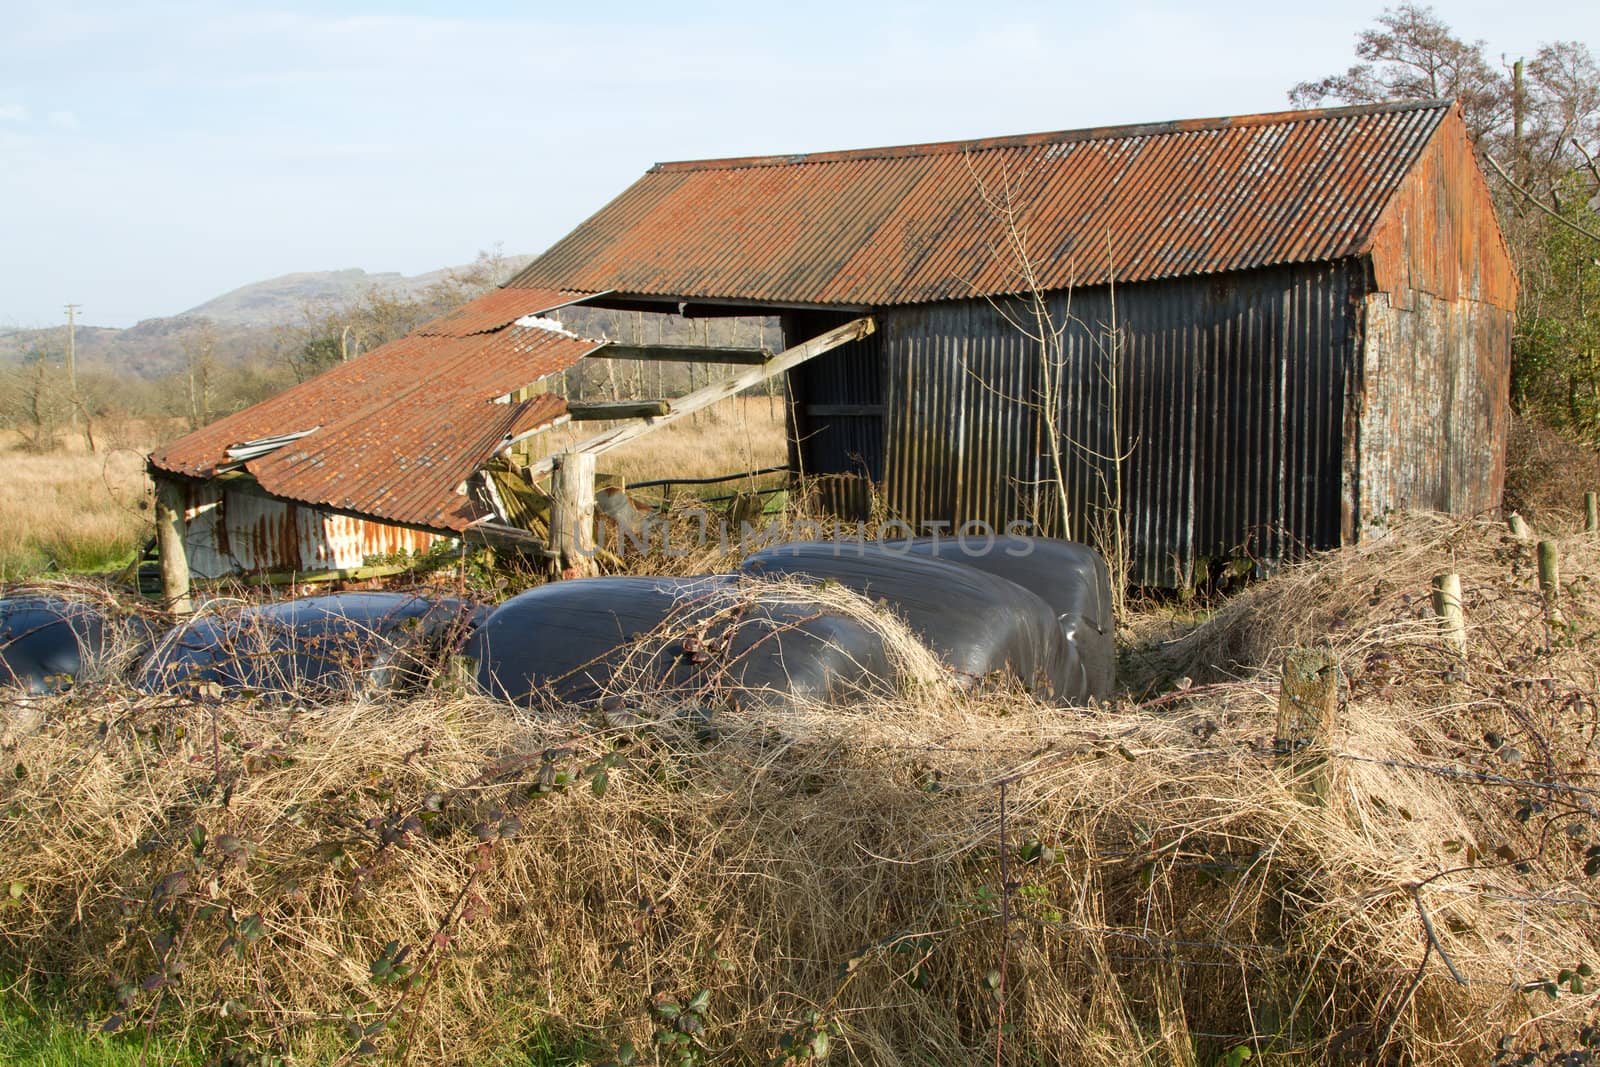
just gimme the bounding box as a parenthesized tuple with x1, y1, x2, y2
(148, 288, 602, 532)
(508, 100, 1455, 307)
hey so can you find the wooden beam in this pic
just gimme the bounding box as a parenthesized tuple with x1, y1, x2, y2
(153, 477, 193, 615)
(593, 343, 771, 365)
(804, 403, 884, 418)
(532, 317, 875, 477)
(462, 521, 554, 558)
(567, 399, 672, 421)
(549, 451, 597, 576)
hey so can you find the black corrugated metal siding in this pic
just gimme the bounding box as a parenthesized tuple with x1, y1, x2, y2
(796, 261, 1363, 585)
(787, 311, 886, 482)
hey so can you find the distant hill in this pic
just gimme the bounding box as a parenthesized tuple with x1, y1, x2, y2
(0, 256, 534, 380)
(180, 259, 534, 328)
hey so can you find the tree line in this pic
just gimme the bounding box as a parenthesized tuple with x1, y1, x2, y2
(1292, 3, 1600, 441)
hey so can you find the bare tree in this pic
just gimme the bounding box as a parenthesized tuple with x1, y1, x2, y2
(1289, 4, 1508, 140)
(961, 157, 1136, 614)
(1, 348, 70, 451)
(179, 319, 219, 431)
(1293, 7, 1600, 441)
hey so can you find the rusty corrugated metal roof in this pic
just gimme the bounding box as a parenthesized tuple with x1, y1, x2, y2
(414, 287, 594, 337)
(509, 100, 1455, 306)
(150, 289, 600, 532)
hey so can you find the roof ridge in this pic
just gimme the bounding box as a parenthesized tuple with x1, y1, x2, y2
(650, 99, 1453, 174)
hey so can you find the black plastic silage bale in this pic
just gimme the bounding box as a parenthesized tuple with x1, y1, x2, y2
(0, 595, 113, 694)
(893, 536, 1115, 701)
(741, 542, 1078, 703)
(138, 592, 480, 698)
(467, 575, 897, 710)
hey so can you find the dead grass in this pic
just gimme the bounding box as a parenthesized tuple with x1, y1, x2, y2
(540, 394, 788, 487)
(0, 430, 156, 581)
(4, 513, 1600, 1064)
(1503, 414, 1600, 527)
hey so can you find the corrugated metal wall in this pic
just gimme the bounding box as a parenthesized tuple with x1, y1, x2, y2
(178, 479, 439, 579)
(1359, 290, 1513, 524)
(787, 311, 886, 482)
(796, 261, 1365, 585)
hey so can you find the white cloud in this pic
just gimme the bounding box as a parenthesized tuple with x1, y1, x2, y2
(47, 110, 79, 129)
(0, 103, 27, 121)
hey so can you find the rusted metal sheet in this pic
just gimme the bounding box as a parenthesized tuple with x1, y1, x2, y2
(512, 101, 1450, 308)
(414, 287, 595, 337)
(1358, 291, 1513, 525)
(177, 480, 438, 578)
(1367, 108, 1517, 311)
(150, 301, 601, 532)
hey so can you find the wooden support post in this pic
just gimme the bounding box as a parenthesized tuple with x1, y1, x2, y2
(1585, 492, 1598, 534)
(727, 490, 765, 529)
(1432, 574, 1466, 654)
(1537, 540, 1563, 623)
(1507, 512, 1531, 540)
(153, 477, 193, 615)
(549, 451, 596, 578)
(1275, 647, 1340, 802)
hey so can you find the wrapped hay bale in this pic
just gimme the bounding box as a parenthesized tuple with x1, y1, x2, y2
(139, 592, 481, 699)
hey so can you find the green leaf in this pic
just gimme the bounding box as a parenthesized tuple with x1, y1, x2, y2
(7, 881, 22, 899)
(592, 768, 610, 798)
(655, 1000, 681, 1020)
(687, 989, 710, 1014)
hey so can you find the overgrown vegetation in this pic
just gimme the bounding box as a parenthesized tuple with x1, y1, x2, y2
(1294, 3, 1600, 447)
(4, 513, 1599, 1065)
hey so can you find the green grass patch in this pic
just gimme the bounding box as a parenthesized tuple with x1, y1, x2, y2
(0, 990, 201, 1066)
(0, 981, 595, 1066)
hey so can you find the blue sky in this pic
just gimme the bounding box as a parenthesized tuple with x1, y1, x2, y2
(2, 0, 1597, 328)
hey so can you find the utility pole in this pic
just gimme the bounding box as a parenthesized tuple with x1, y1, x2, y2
(63, 303, 81, 432)
(1512, 58, 1526, 186)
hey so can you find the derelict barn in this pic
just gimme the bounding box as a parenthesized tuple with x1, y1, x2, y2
(148, 99, 1513, 591)
(509, 98, 1515, 585)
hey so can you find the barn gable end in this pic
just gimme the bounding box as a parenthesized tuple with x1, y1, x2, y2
(1357, 108, 1515, 529)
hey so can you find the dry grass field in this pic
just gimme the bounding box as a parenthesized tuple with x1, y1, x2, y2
(541, 393, 789, 487)
(0, 430, 156, 581)
(0, 397, 786, 584)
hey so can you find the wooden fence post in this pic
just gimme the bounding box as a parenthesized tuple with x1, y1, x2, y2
(1275, 647, 1340, 802)
(1585, 492, 1598, 534)
(1537, 540, 1563, 623)
(549, 451, 597, 578)
(1432, 573, 1466, 654)
(153, 476, 193, 616)
(1507, 512, 1531, 540)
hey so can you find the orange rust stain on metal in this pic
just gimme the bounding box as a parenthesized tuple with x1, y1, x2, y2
(511, 101, 1456, 307)
(1367, 108, 1517, 311)
(150, 290, 600, 533)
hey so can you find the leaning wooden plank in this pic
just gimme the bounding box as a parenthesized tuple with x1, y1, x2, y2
(592, 343, 771, 365)
(463, 521, 556, 559)
(567, 400, 672, 420)
(530, 317, 875, 477)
